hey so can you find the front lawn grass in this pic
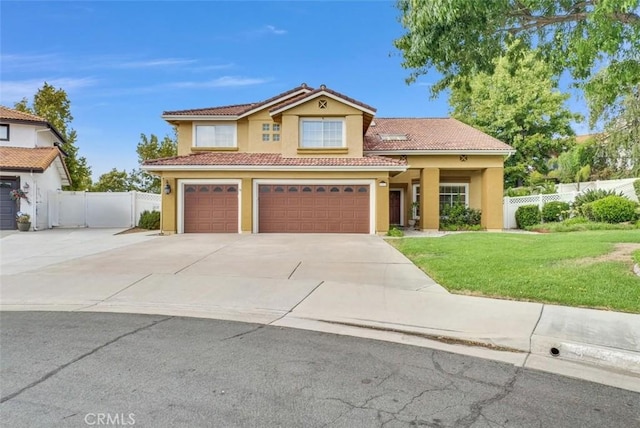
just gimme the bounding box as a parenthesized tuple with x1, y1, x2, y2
(390, 230, 640, 313)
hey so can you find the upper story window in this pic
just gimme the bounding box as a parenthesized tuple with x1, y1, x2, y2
(194, 124, 236, 147)
(300, 118, 344, 148)
(0, 124, 9, 141)
(272, 124, 280, 132)
(262, 123, 270, 131)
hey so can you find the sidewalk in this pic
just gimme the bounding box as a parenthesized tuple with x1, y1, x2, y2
(1, 230, 638, 392)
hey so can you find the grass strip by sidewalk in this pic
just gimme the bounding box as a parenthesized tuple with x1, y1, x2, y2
(390, 230, 640, 313)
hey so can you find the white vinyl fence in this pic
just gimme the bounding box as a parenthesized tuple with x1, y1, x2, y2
(556, 178, 638, 202)
(503, 178, 639, 229)
(503, 192, 577, 229)
(48, 191, 161, 228)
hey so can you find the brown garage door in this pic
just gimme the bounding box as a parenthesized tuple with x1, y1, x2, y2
(258, 184, 369, 233)
(184, 184, 238, 233)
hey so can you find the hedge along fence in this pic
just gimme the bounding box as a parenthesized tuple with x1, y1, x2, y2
(541, 201, 571, 223)
(515, 205, 542, 229)
(588, 196, 638, 223)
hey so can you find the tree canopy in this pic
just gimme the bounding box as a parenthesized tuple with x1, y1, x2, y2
(449, 45, 581, 187)
(15, 82, 92, 190)
(395, 0, 640, 122)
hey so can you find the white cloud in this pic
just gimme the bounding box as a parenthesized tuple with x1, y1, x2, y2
(0, 77, 98, 105)
(170, 76, 270, 89)
(115, 58, 198, 69)
(265, 25, 287, 35)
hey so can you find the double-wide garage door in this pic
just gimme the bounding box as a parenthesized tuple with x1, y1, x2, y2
(258, 184, 370, 233)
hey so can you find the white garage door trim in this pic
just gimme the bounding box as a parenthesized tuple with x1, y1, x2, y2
(252, 179, 376, 234)
(177, 179, 242, 234)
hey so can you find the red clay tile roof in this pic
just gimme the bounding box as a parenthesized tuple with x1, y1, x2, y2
(0, 146, 65, 171)
(270, 85, 376, 114)
(144, 152, 406, 168)
(364, 118, 513, 152)
(163, 85, 313, 116)
(0, 106, 47, 123)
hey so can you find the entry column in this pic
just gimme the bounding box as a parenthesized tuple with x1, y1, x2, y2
(420, 167, 439, 231)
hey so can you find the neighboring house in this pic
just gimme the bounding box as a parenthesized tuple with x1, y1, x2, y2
(0, 107, 71, 230)
(143, 84, 514, 234)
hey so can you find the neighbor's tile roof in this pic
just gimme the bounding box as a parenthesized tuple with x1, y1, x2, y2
(144, 152, 406, 168)
(364, 118, 513, 152)
(0, 106, 47, 123)
(163, 85, 313, 116)
(0, 146, 65, 171)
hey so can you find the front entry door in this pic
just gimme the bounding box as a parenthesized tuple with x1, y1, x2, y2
(389, 190, 401, 225)
(0, 178, 18, 230)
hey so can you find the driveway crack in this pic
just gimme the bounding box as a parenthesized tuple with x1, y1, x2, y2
(0, 316, 173, 404)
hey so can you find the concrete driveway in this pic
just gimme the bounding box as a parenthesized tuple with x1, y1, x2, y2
(0, 229, 443, 323)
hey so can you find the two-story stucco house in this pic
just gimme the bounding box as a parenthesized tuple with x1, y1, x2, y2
(143, 84, 514, 234)
(0, 107, 71, 230)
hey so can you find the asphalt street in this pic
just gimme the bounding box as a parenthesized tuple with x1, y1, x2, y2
(1, 312, 638, 428)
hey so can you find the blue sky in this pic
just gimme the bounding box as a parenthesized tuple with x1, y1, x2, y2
(1, 0, 590, 181)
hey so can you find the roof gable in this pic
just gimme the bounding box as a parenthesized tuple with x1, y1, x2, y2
(269, 85, 376, 116)
(162, 84, 314, 121)
(0, 106, 47, 123)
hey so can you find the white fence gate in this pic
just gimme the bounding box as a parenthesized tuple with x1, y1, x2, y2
(48, 191, 161, 228)
(503, 192, 577, 229)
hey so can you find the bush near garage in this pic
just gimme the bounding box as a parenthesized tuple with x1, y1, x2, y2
(541, 201, 571, 223)
(589, 196, 638, 223)
(138, 210, 160, 230)
(515, 205, 541, 229)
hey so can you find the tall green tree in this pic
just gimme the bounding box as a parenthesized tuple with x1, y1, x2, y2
(595, 86, 640, 177)
(91, 169, 135, 192)
(130, 133, 177, 193)
(14, 82, 92, 190)
(395, 0, 640, 123)
(449, 46, 581, 187)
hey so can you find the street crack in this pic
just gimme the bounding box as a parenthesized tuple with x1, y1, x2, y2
(0, 316, 173, 404)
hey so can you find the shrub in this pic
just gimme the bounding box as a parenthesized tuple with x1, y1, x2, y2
(386, 226, 404, 237)
(634, 179, 640, 200)
(581, 203, 595, 221)
(440, 203, 482, 230)
(573, 188, 624, 216)
(138, 210, 160, 230)
(505, 187, 533, 197)
(590, 196, 638, 223)
(541, 201, 570, 222)
(515, 205, 541, 229)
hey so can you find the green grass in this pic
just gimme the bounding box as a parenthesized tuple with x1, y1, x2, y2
(634, 250, 640, 265)
(526, 218, 640, 232)
(391, 230, 640, 313)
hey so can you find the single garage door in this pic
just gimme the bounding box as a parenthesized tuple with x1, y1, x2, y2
(184, 184, 238, 233)
(258, 184, 370, 233)
(0, 178, 18, 230)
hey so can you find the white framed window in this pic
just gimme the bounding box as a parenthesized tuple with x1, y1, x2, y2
(0, 124, 9, 141)
(273, 133, 280, 142)
(194, 124, 236, 147)
(300, 118, 345, 148)
(262, 133, 270, 142)
(412, 184, 420, 218)
(439, 183, 469, 211)
(262, 123, 270, 131)
(272, 123, 280, 132)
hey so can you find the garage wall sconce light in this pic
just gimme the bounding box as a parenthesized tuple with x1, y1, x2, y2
(379, 181, 388, 187)
(164, 181, 171, 195)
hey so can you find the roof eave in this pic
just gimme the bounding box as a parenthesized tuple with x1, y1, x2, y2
(161, 114, 239, 122)
(141, 165, 407, 172)
(364, 149, 516, 156)
(237, 88, 313, 119)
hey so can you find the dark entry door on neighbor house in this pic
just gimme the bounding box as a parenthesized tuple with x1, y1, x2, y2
(389, 190, 402, 225)
(0, 177, 18, 230)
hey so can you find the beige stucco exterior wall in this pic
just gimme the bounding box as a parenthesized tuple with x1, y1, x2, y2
(246, 109, 281, 153)
(481, 167, 504, 230)
(154, 170, 390, 234)
(386, 154, 507, 229)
